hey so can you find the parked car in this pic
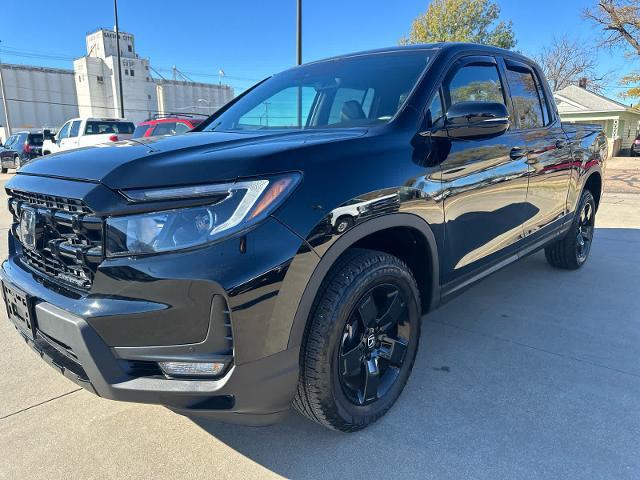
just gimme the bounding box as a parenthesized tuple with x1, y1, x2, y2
(630, 135, 640, 156)
(132, 114, 206, 139)
(0, 131, 44, 172)
(41, 118, 135, 155)
(2, 44, 606, 432)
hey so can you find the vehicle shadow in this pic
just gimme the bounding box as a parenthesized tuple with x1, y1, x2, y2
(189, 227, 640, 480)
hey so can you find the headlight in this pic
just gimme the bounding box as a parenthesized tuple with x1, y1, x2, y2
(106, 173, 301, 257)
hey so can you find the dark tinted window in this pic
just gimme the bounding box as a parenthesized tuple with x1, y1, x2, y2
(447, 64, 505, 105)
(132, 125, 150, 138)
(28, 134, 43, 146)
(506, 67, 545, 129)
(205, 51, 432, 131)
(85, 121, 135, 135)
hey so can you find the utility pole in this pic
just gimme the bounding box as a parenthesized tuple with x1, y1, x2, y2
(0, 40, 12, 139)
(114, 0, 125, 118)
(296, 0, 302, 66)
(296, 0, 302, 127)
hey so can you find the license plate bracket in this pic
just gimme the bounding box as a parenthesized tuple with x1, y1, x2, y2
(2, 281, 36, 339)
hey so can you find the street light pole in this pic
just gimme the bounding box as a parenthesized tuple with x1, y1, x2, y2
(296, 0, 302, 66)
(296, 0, 302, 127)
(0, 40, 12, 138)
(114, 0, 125, 118)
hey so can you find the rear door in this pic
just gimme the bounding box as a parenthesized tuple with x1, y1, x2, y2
(437, 56, 530, 288)
(502, 59, 573, 241)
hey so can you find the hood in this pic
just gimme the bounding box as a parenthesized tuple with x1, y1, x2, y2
(17, 130, 367, 190)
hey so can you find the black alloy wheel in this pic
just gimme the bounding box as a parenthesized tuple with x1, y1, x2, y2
(576, 200, 594, 263)
(545, 189, 596, 269)
(338, 284, 411, 406)
(294, 248, 421, 432)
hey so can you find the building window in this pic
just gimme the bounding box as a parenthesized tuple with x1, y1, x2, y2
(125, 69, 129, 76)
(130, 69, 135, 77)
(97, 76, 104, 83)
(128, 45, 132, 52)
(147, 94, 151, 100)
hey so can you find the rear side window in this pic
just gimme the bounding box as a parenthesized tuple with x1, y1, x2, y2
(506, 67, 545, 130)
(446, 64, 505, 105)
(151, 122, 178, 136)
(28, 134, 43, 146)
(85, 121, 135, 135)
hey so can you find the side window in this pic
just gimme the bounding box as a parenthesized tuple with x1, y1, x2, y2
(506, 67, 545, 130)
(57, 122, 71, 140)
(446, 64, 505, 105)
(175, 122, 191, 134)
(328, 87, 374, 125)
(428, 92, 444, 127)
(152, 122, 178, 136)
(69, 120, 82, 138)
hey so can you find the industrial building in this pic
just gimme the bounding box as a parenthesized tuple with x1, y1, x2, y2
(0, 28, 234, 141)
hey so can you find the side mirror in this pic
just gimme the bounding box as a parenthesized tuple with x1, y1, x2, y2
(445, 101, 510, 139)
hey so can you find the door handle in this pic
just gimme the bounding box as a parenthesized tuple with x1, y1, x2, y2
(509, 147, 529, 160)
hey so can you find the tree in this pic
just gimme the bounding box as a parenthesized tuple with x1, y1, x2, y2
(585, 0, 640, 53)
(535, 37, 605, 93)
(401, 0, 516, 49)
(585, 0, 640, 98)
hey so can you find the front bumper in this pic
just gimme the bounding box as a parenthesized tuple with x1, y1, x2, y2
(0, 225, 305, 425)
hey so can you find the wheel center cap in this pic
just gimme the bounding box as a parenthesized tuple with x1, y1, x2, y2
(366, 334, 376, 349)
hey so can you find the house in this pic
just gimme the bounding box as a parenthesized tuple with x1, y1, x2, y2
(554, 84, 640, 156)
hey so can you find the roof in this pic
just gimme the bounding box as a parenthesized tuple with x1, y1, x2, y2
(298, 42, 534, 74)
(554, 85, 639, 115)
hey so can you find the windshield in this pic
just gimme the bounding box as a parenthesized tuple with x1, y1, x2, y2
(204, 51, 432, 132)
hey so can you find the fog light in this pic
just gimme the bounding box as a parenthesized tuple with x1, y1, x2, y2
(158, 361, 226, 378)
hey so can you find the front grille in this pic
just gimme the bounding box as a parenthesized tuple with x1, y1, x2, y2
(9, 190, 91, 214)
(8, 189, 103, 290)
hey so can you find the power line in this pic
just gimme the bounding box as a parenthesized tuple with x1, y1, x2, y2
(0, 46, 262, 84)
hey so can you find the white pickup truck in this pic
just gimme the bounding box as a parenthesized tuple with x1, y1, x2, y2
(42, 118, 136, 155)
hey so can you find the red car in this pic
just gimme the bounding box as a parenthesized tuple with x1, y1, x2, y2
(132, 114, 206, 139)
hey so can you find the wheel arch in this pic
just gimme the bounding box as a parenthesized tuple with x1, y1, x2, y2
(287, 213, 440, 349)
(583, 171, 602, 211)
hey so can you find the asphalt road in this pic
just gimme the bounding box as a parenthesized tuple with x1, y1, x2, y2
(1, 158, 639, 480)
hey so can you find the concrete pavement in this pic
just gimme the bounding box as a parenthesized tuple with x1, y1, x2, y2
(1, 158, 639, 479)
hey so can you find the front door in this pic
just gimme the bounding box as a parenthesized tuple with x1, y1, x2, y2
(435, 56, 531, 289)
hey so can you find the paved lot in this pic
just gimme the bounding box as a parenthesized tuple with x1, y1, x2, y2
(1, 158, 639, 479)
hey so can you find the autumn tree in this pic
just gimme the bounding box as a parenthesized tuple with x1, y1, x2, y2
(535, 37, 605, 92)
(585, 0, 640, 98)
(401, 0, 516, 49)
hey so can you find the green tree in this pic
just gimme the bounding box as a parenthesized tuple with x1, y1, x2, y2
(401, 0, 516, 49)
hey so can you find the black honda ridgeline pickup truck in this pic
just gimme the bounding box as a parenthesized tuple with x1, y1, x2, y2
(2, 44, 606, 432)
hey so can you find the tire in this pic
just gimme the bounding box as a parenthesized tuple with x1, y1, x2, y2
(294, 248, 421, 432)
(334, 216, 353, 234)
(1, 167, 7, 174)
(545, 189, 596, 270)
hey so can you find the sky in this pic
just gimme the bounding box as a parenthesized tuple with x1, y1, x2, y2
(0, 0, 633, 99)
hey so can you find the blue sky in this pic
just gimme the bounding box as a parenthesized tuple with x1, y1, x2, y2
(0, 0, 632, 98)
